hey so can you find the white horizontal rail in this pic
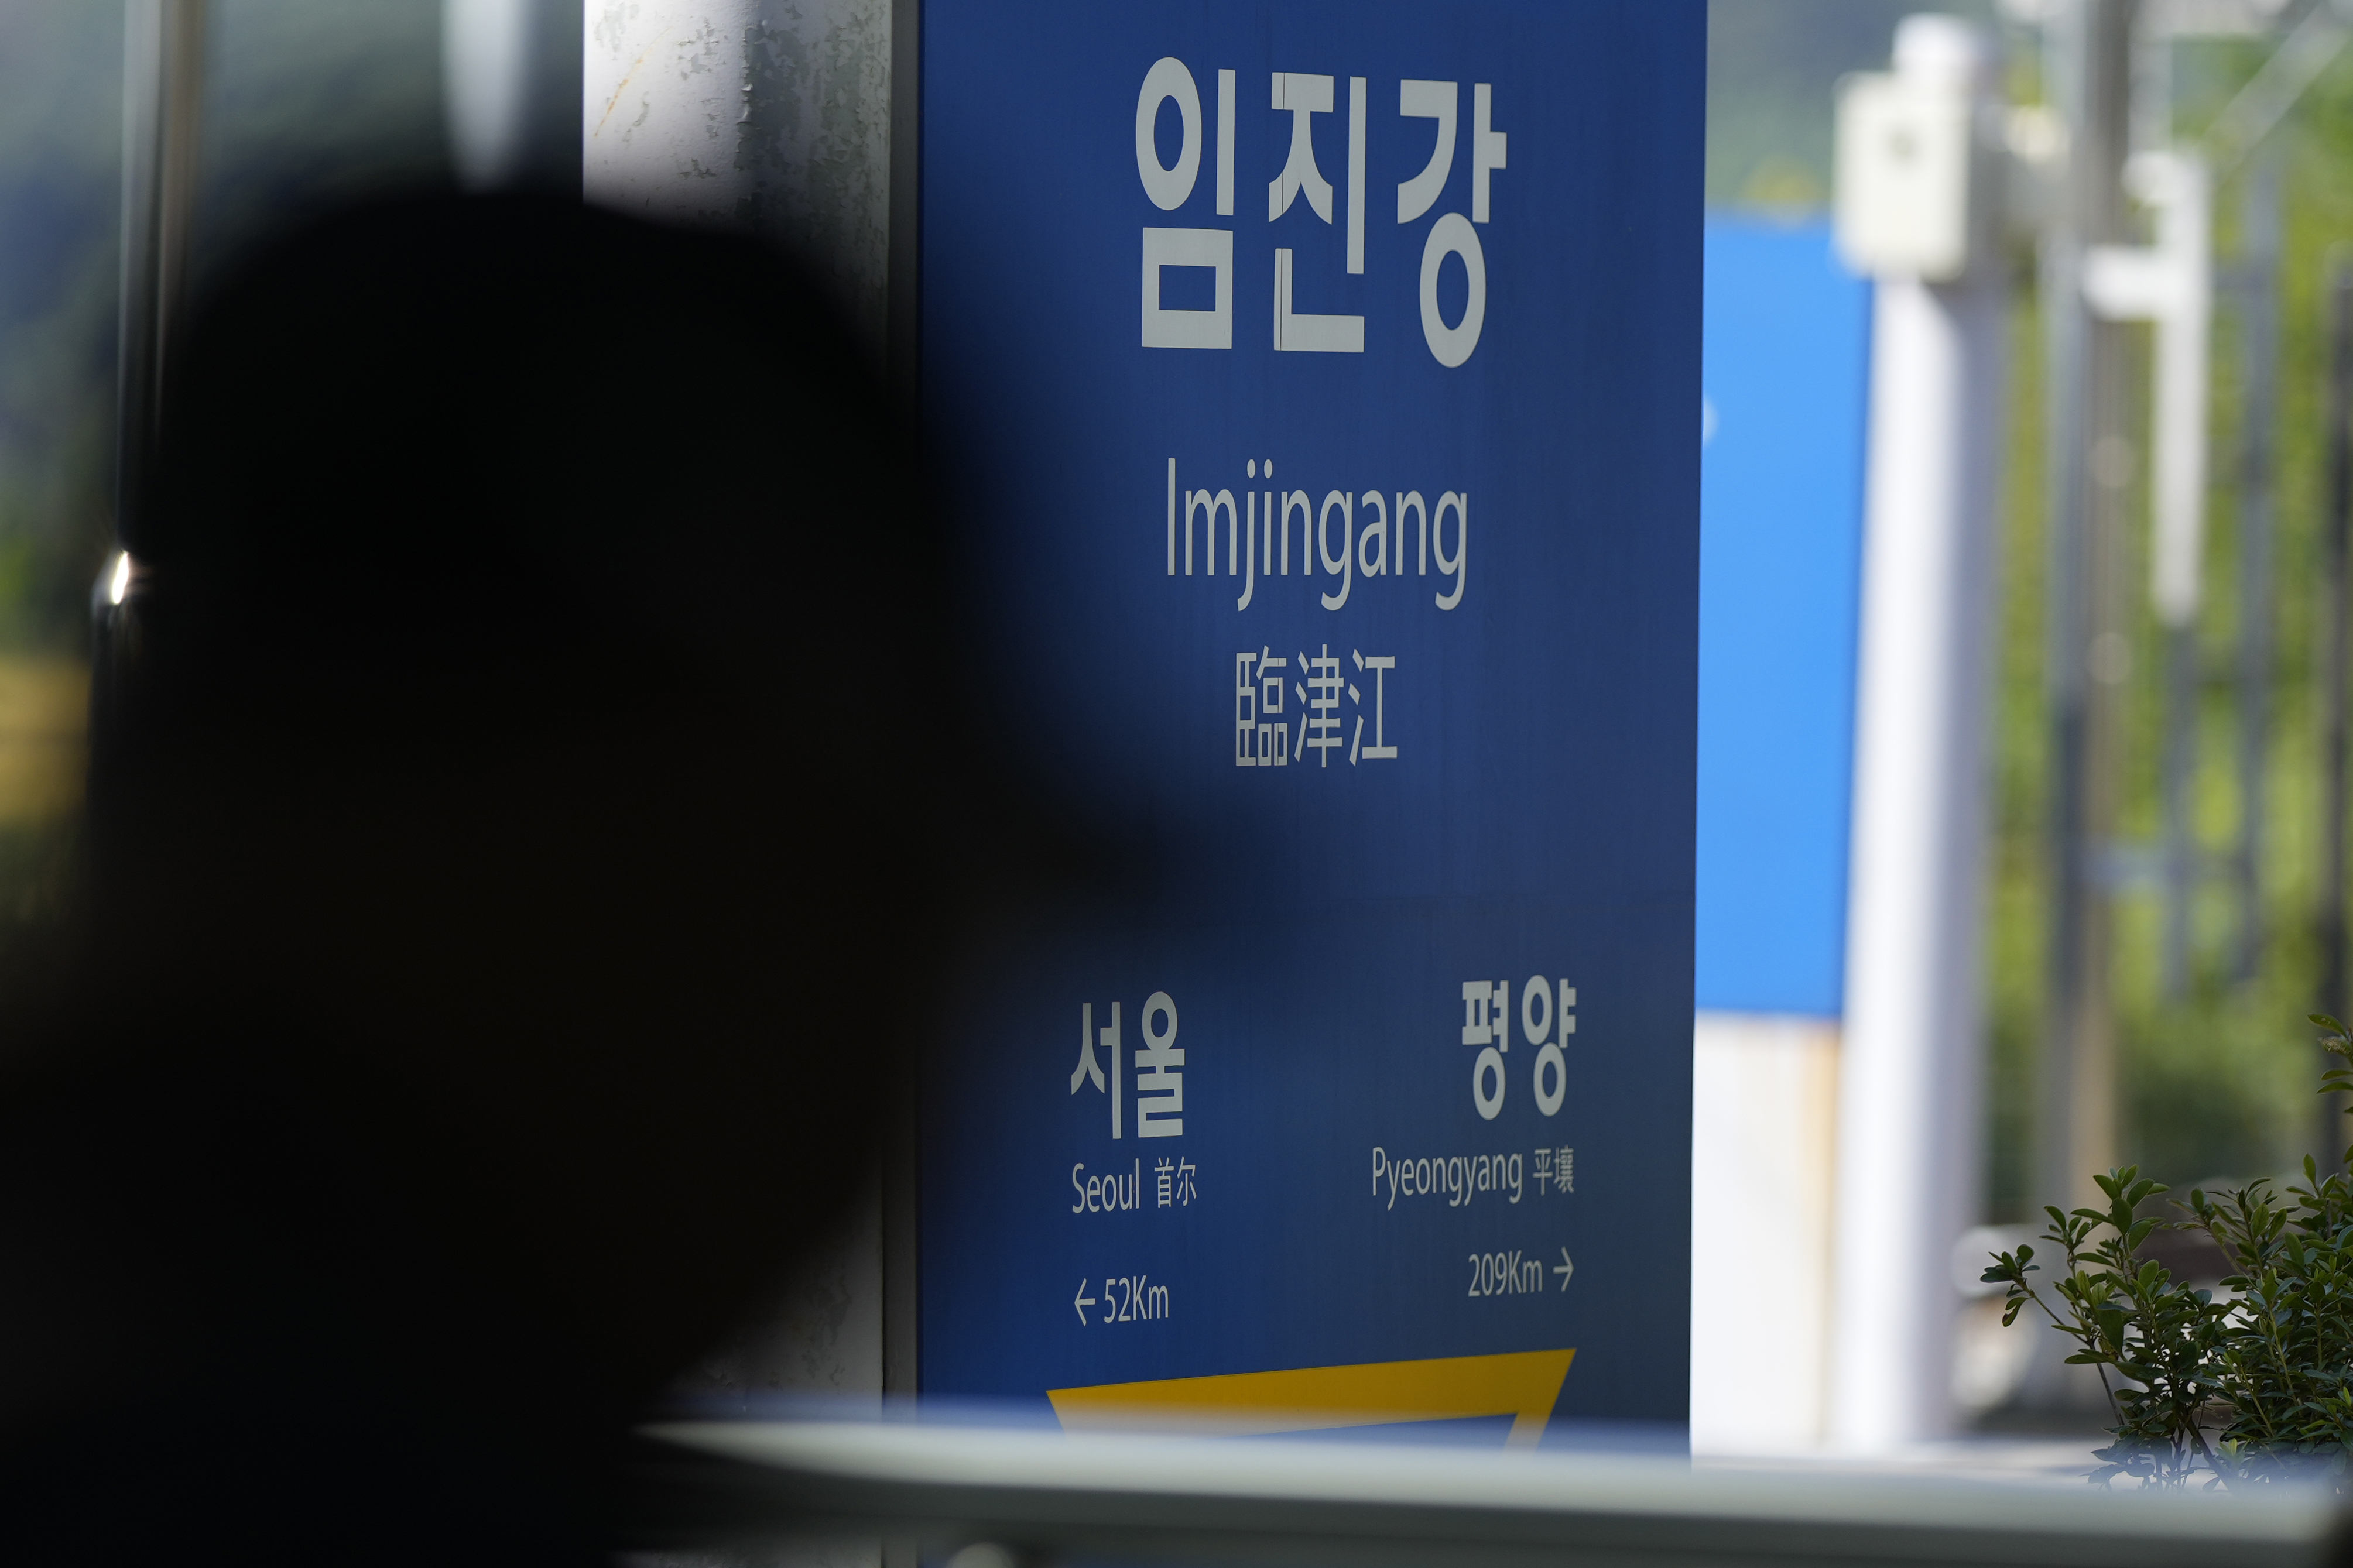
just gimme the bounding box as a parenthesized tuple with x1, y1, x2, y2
(635, 1419, 2344, 1568)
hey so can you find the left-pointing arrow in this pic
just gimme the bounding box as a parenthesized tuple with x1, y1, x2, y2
(1073, 1279, 1098, 1325)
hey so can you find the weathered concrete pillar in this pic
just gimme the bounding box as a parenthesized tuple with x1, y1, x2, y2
(584, 1, 893, 349)
(525, 2, 896, 1426)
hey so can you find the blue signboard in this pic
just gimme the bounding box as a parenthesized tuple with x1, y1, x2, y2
(1694, 219, 1872, 1020)
(918, 2, 1703, 1440)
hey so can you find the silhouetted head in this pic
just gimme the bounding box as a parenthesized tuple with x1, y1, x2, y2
(0, 193, 957, 1563)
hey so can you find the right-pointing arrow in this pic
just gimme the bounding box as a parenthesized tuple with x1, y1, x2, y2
(1553, 1248, 1574, 1291)
(1073, 1279, 1098, 1325)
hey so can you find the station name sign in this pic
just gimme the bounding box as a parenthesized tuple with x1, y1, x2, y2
(917, 0, 1704, 1442)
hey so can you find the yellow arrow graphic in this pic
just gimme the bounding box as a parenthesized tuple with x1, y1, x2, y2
(1048, 1347, 1575, 1449)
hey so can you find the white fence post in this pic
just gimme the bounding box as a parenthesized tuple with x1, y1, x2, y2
(1828, 15, 2007, 1449)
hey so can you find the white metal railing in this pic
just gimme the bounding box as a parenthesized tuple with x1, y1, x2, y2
(632, 1417, 2347, 1568)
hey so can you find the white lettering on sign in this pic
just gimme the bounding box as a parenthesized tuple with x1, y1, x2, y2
(1302, 646, 1344, 764)
(1071, 993, 1187, 1140)
(1468, 1250, 1544, 1297)
(1233, 645, 1399, 770)
(1136, 61, 1506, 366)
(1071, 1159, 1142, 1213)
(1419, 213, 1485, 369)
(1154, 1155, 1198, 1207)
(1067, 1157, 1199, 1216)
(1136, 57, 1203, 210)
(1268, 72, 1336, 223)
(1370, 1146, 1523, 1210)
(1274, 245, 1362, 353)
(1463, 979, 1576, 1120)
(1074, 1274, 1170, 1325)
(1460, 980, 1508, 1045)
(1163, 459, 1469, 613)
(1143, 228, 1233, 349)
(1396, 80, 1454, 222)
(1457, 1248, 1571, 1296)
(1368, 1148, 1576, 1213)
(1071, 1000, 1123, 1137)
(1234, 649, 1288, 766)
(1135, 991, 1184, 1137)
(1532, 1145, 1574, 1194)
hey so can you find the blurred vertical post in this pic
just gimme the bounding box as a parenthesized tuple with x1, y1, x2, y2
(2235, 159, 2278, 986)
(2084, 147, 2211, 1000)
(2320, 263, 2353, 1078)
(1827, 16, 2006, 1448)
(101, 0, 204, 749)
(2160, 617, 2195, 996)
(112, 0, 205, 554)
(441, 0, 581, 195)
(885, 0, 923, 1441)
(2039, 0, 2132, 1291)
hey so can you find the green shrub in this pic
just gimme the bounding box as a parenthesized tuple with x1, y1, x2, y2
(1986, 1015, 2353, 1490)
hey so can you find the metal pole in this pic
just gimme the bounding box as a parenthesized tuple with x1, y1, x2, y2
(2318, 262, 2353, 1140)
(112, 0, 205, 555)
(441, 0, 582, 195)
(2079, 0, 2136, 1203)
(2040, 5, 2093, 1226)
(887, 0, 922, 428)
(2162, 619, 2194, 999)
(2028, 0, 2133, 1412)
(2042, 0, 2133, 1222)
(97, 0, 204, 771)
(2235, 156, 2279, 986)
(1828, 15, 2006, 1449)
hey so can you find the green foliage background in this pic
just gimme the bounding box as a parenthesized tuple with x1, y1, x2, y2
(1709, 3, 2353, 1219)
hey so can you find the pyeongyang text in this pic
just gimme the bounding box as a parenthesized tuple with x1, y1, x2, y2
(1372, 1146, 1522, 1211)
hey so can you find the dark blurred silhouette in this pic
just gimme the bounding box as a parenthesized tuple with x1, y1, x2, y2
(0, 194, 953, 1564)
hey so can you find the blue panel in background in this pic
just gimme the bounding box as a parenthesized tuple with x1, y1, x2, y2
(917, 3, 1703, 1434)
(1694, 219, 1871, 1020)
